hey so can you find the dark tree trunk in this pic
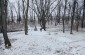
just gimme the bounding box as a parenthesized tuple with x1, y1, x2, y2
(40, 10, 46, 31)
(17, 1, 21, 24)
(76, 2, 81, 32)
(11, 10, 14, 23)
(1, 0, 11, 48)
(57, 2, 61, 24)
(70, 0, 76, 34)
(63, 0, 67, 33)
(81, 0, 85, 28)
(25, 0, 29, 35)
(40, 18, 46, 31)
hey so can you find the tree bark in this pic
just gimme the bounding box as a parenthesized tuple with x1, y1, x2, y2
(1, 0, 11, 48)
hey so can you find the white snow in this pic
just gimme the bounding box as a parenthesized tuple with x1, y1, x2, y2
(0, 25, 85, 55)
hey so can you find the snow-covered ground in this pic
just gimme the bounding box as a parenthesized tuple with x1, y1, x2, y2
(0, 25, 85, 55)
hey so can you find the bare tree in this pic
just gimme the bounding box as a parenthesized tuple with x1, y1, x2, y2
(57, 0, 61, 24)
(29, 0, 61, 31)
(70, 0, 77, 34)
(0, 0, 11, 48)
(63, 0, 67, 33)
(22, 0, 29, 35)
(81, 0, 85, 28)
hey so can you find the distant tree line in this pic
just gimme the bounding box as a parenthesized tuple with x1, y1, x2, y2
(5, 0, 85, 34)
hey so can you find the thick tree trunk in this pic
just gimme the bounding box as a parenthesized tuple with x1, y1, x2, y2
(40, 18, 46, 31)
(1, 0, 11, 48)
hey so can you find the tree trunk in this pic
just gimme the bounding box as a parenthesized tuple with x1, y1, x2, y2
(81, 0, 85, 28)
(25, 0, 29, 35)
(76, 2, 80, 32)
(1, 0, 11, 48)
(70, 0, 76, 34)
(17, 1, 21, 23)
(63, 0, 67, 33)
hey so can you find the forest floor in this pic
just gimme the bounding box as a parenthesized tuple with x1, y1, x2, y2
(0, 24, 85, 55)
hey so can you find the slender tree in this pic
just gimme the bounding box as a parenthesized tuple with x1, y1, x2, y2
(25, 0, 29, 35)
(63, 0, 67, 33)
(81, 0, 85, 28)
(57, 0, 61, 24)
(70, 0, 77, 34)
(22, 0, 25, 23)
(22, 0, 29, 35)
